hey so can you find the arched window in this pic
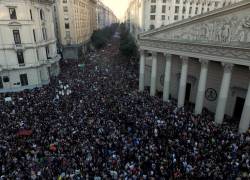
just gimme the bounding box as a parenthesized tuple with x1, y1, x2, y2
(150, 25, 155, 30)
(40, 9, 44, 20)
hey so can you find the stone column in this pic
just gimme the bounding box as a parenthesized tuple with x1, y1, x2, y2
(215, 63, 233, 124)
(177, 56, 188, 108)
(150, 52, 157, 96)
(239, 75, 250, 133)
(139, 50, 145, 92)
(163, 54, 172, 101)
(195, 59, 209, 115)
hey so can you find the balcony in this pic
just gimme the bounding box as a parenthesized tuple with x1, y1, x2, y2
(38, 54, 61, 67)
(0, 62, 40, 71)
(13, 44, 25, 51)
(36, 0, 54, 4)
(48, 54, 61, 64)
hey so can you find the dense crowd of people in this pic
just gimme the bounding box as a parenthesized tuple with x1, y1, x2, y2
(0, 37, 250, 179)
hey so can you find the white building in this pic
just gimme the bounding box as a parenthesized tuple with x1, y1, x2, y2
(96, 0, 118, 30)
(0, 0, 60, 92)
(125, 0, 242, 40)
(138, 0, 250, 132)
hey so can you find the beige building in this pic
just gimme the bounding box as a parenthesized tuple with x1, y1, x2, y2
(54, 0, 97, 59)
(138, 0, 250, 133)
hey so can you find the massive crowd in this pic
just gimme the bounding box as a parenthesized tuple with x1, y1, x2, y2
(0, 38, 250, 179)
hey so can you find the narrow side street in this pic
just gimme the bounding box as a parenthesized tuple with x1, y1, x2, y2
(0, 35, 249, 179)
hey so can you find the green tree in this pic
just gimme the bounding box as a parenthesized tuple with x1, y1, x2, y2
(119, 23, 137, 58)
(91, 23, 119, 49)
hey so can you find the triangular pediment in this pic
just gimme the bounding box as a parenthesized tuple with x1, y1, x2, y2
(140, 0, 250, 48)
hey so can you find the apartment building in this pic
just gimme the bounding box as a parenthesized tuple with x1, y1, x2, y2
(0, 0, 60, 92)
(124, 0, 242, 40)
(54, 0, 97, 59)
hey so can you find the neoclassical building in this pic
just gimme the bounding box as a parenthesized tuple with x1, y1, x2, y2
(0, 0, 60, 92)
(138, 0, 250, 133)
(125, 0, 242, 41)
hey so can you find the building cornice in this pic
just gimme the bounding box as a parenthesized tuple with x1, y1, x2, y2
(139, 39, 250, 66)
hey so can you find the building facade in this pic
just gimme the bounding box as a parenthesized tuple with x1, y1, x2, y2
(138, 0, 250, 132)
(125, 0, 242, 40)
(0, 0, 60, 93)
(96, 0, 118, 30)
(53, 0, 97, 59)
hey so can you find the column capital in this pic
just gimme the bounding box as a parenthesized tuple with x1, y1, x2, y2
(180, 56, 189, 61)
(222, 63, 234, 73)
(163, 52, 171, 57)
(199, 59, 209, 68)
(151, 51, 157, 57)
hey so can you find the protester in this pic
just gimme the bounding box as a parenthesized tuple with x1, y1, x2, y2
(0, 38, 249, 179)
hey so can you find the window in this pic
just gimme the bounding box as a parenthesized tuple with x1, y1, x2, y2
(150, 25, 155, 30)
(162, 0, 166, 2)
(30, 9, 33, 20)
(63, 6, 68, 12)
(161, 15, 165, 20)
(3, 76, 9, 83)
(150, 15, 155, 20)
(174, 15, 178, 20)
(189, 7, 192, 14)
(150, 5, 156, 13)
(175, 6, 179, 13)
(13, 30, 21, 44)
(45, 46, 50, 59)
(215, 2, 219, 7)
(17, 50, 25, 65)
(20, 74, 28, 86)
(9, 8, 17, 20)
(33, 29, 36, 42)
(175, 0, 180, 4)
(40, 9, 44, 20)
(162, 5, 166, 13)
(63, 0, 67, 3)
(151, 0, 156, 3)
(195, 7, 198, 14)
(0, 77, 3, 89)
(42, 28, 47, 40)
(65, 23, 70, 29)
(182, 7, 186, 13)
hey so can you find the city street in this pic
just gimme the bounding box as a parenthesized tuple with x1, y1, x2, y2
(0, 35, 249, 179)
